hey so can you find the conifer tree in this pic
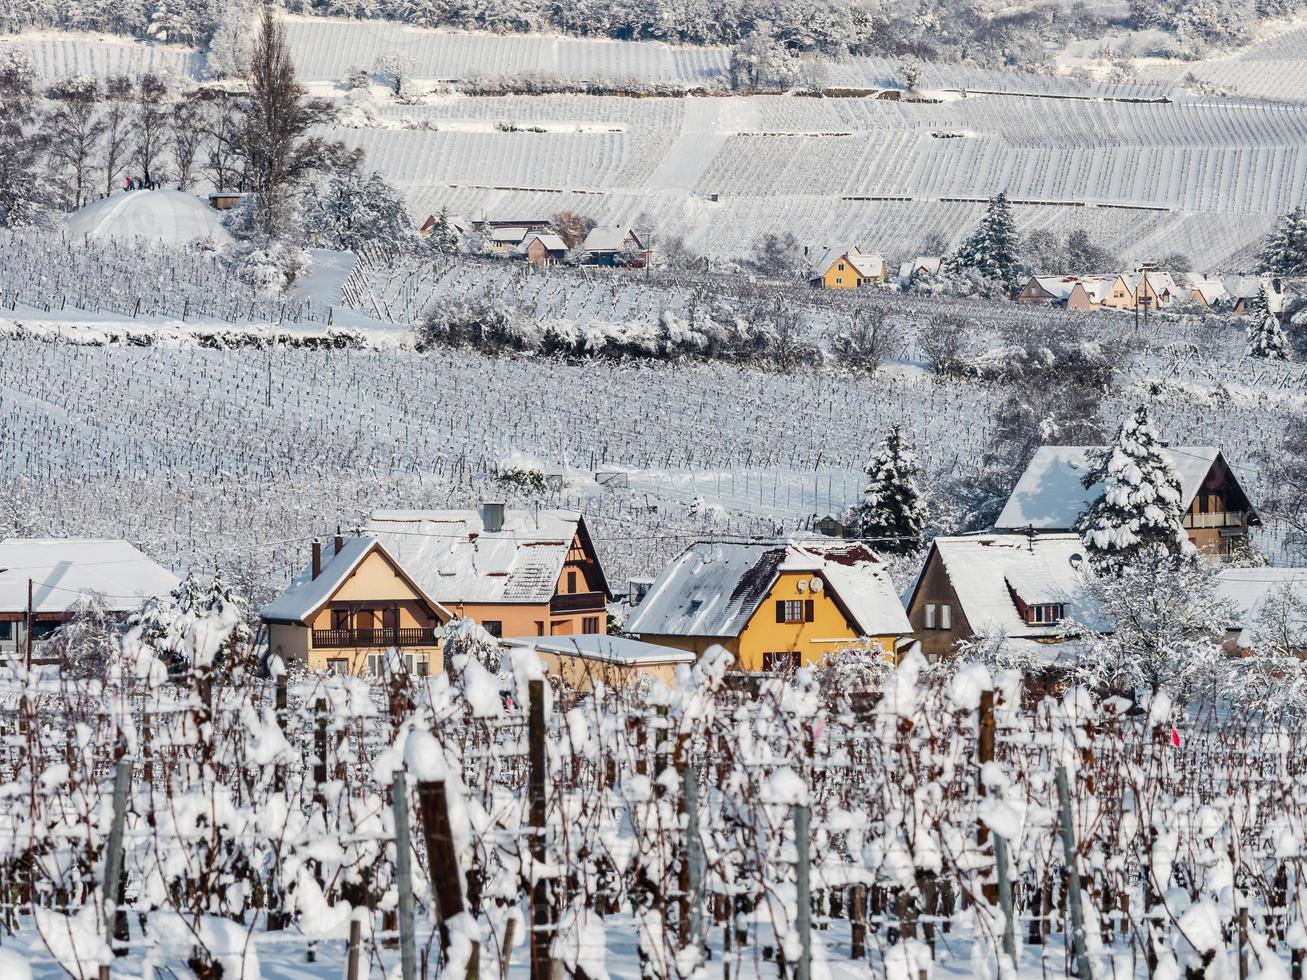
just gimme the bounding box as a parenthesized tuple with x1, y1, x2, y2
(951, 192, 1021, 292)
(1262, 205, 1307, 277)
(1246, 312, 1292, 360)
(856, 424, 927, 553)
(1075, 405, 1190, 571)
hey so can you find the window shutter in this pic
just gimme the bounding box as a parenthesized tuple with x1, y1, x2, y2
(940, 605, 952, 630)
(925, 604, 937, 629)
(776, 600, 786, 623)
(804, 599, 814, 622)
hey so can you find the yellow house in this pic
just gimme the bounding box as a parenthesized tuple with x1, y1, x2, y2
(261, 536, 450, 675)
(365, 506, 612, 640)
(624, 540, 913, 671)
(808, 247, 887, 289)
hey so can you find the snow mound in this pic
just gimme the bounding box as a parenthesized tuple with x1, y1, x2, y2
(64, 191, 234, 248)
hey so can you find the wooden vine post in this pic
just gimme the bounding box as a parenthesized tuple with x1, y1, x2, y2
(416, 776, 481, 977)
(392, 770, 419, 980)
(527, 679, 557, 980)
(977, 690, 998, 906)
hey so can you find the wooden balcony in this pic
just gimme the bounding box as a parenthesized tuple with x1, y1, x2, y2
(1183, 511, 1247, 530)
(549, 591, 606, 615)
(312, 627, 439, 649)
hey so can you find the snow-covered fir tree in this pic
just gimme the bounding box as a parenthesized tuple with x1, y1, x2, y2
(855, 424, 927, 554)
(130, 572, 251, 674)
(1246, 311, 1292, 360)
(1262, 205, 1307, 277)
(1075, 405, 1191, 571)
(950, 192, 1021, 293)
(303, 164, 413, 253)
(424, 207, 461, 253)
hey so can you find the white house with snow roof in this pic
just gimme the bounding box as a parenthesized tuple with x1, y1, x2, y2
(581, 226, 649, 267)
(994, 445, 1259, 562)
(624, 539, 911, 671)
(1216, 567, 1307, 656)
(903, 533, 1105, 663)
(365, 505, 611, 641)
(0, 538, 179, 661)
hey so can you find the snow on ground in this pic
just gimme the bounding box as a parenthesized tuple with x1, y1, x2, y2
(64, 190, 235, 247)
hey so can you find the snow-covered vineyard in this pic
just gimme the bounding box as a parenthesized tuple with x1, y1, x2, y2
(9, 606, 1307, 979)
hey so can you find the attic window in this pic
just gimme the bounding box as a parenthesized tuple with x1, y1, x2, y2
(1027, 603, 1065, 625)
(687, 600, 703, 614)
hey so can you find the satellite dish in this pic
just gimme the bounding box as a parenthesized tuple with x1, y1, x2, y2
(810, 577, 824, 592)
(796, 579, 808, 593)
(1069, 553, 1084, 569)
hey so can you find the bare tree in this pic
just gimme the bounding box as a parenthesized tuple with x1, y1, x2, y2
(831, 310, 901, 373)
(204, 92, 246, 192)
(133, 73, 169, 187)
(170, 90, 206, 191)
(101, 75, 132, 194)
(552, 209, 595, 249)
(242, 7, 335, 239)
(46, 77, 104, 209)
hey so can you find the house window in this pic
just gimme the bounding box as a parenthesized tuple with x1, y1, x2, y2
(835, 277, 843, 284)
(535, 621, 545, 636)
(567, 571, 577, 594)
(327, 658, 349, 675)
(0, 622, 11, 641)
(924, 604, 953, 630)
(31, 622, 59, 640)
(416, 655, 430, 677)
(763, 652, 801, 672)
(838, 263, 845, 271)
(1026, 604, 1065, 625)
(368, 654, 384, 676)
(332, 609, 350, 630)
(582, 616, 601, 634)
(776, 600, 812, 624)
(405, 654, 414, 673)
(483, 621, 502, 638)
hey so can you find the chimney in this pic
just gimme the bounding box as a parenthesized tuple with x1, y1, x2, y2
(481, 502, 505, 534)
(334, 526, 344, 555)
(311, 539, 322, 579)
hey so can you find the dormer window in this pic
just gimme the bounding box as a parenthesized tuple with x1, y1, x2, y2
(1026, 603, 1065, 625)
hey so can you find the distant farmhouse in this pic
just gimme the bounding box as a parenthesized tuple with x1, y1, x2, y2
(808, 247, 888, 288)
(995, 445, 1258, 561)
(581, 226, 650, 267)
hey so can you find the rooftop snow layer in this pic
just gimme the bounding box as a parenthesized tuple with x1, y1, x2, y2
(64, 190, 235, 247)
(995, 445, 1222, 531)
(365, 509, 592, 605)
(1217, 567, 1307, 651)
(927, 533, 1105, 638)
(0, 538, 179, 614)
(505, 634, 695, 665)
(626, 539, 910, 639)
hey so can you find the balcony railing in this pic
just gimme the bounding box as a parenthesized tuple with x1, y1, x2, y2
(1183, 511, 1247, 529)
(312, 627, 439, 649)
(549, 591, 607, 615)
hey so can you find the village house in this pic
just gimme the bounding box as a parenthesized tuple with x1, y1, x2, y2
(1180, 272, 1228, 309)
(471, 216, 552, 233)
(418, 211, 472, 237)
(624, 539, 912, 671)
(517, 232, 568, 267)
(896, 256, 943, 289)
(581, 226, 650, 267)
(1225, 275, 1286, 316)
(1016, 275, 1079, 306)
(1066, 275, 1118, 312)
(1088, 274, 1138, 311)
(261, 536, 449, 676)
(1125, 271, 1178, 310)
(807, 247, 888, 288)
(903, 533, 1103, 662)
(366, 505, 611, 639)
(503, 634, 695, 691)
(487, 226, 531, 255)
(994, 445, 1260, 561)
(1217, 568, 1307, 656)
(0, 539, 179, 662)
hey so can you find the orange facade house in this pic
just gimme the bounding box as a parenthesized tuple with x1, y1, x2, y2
(261, 536, 449, 676)
(366, 506, 611, 640)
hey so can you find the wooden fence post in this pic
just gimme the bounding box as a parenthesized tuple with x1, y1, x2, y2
(994, 830, 1017, 965)
(1055, 766, 1092, 980)
(417, 778, 481, 977)
(392, 771, 419, 980)
(795, 803, 812, 980)
(101, 760, 131, 955)
(346, 917, 362, 980)
(682, 755, 703, 965)
(528, 679, 556, 980)
(977, 690, 998, 906)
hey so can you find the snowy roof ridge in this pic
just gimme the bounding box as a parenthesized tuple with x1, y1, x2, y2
(626, 538, 910, 640)
(995, 445, 1240, 532)
(0, 538, 180, 614)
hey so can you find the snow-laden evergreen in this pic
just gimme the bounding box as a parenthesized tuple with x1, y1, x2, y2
(1246, 311, 1292, 360)
(855, 424, 927, 554)
(1075, 405, 1191, 571)
(303, 164, 414, 254)
(949, 192, 1021, 293)
(1262, 204, 1307, 277)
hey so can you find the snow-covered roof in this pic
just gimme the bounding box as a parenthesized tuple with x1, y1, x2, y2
(1073, 275, 1119, 304)
(63, 190, 235, 247)
(1217, 567, 1307, 651)
(505, 634, 696, 666)
(0, 538, 179, 615)
(1032, 275, 1079, 300)
(518, 232, 567, 254)
(896, 256, 943, 284)
(365, 509, 607, 605)
(582, 226, 641, 253)
(811, 248, 884, 279)
(994, 445, 1226, 531)
(260, 536, 447, 625)
(1180, 273, 1227, 306)
(625, 539, 911, 639)
(490, 226, 529, 244)
(922, 533, 1106, 638)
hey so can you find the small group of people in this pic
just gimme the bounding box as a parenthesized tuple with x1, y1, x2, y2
(124, 177, 158, 191)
